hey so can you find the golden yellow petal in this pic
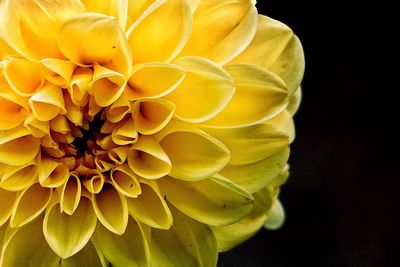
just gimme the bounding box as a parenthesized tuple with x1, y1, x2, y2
(60, 172, 82, 215)
(0, 95, 29, 131)
(40, 58, 76, 88)
(0, 188, 17, 227)
(81, 0, 128, 30)
(0, 133, 41, 166)
(64, 91, 84, 126)
(110, 163, 142, 197)
(67, 67, 92, 106)
(24, 113, 50, 138)
(38, 156, 69, 188)
(0, 161, 37, 191)
(82, 171, 105, 194)
(111, 117, 138, 146)
(106, 95, 131, 123)
(126, 0, 163, 30)
(108, 146, 129, 165)
(29, 83, 66, 121)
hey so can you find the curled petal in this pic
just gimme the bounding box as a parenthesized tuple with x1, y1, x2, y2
(108, 146, 129, 165)
(92, 217, 150, 267)
(81, 0, 128, 30)
(166, 56, 235, 123)
(43, 199, 97, 258)
(68, 67, 92, 106)
(40, 58, 76, 87)
(128, 135, 171, 179)
(125, 62, 185, 100)
(92, 183, 128, 235)
(157, 122, 230, 181)
(0, 161, 37, 191)
(29, 83, 66, 121)
(231, 15, 305, 94)
(127, 0, 192, 63)
(10, 183, 52, 228)
(111, 117, 138, 146)
(82, 171, 105, 194)
(0, 94, 29, 131)
(50, 115, 71, 134)
(205, 64, 288, 128)
(179, 0, 257, 64)
(24, 113, 50, 138)
(64, 91, 84, 126)
(106, 95, 131, 123)
(132, 99, 176, 135)
(158, 175, 253, 226)
(38, 156, 69, 188)
(127, 181, 172, 229)
(0, 188, 17, 226)
(0, 0, 85, 59)
(110, 164, 141, 197)
(60, 173, 82, 215)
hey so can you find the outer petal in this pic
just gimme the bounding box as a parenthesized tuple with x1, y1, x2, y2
(0, 91, 30, 131)
(29, 83, 66, 122)
(0, 0, 85, 59)
(179, 0, 257, 64)
(165, 56, 235, 123)
(0, 161, 37, 191)
(0, 189, 17, 226)
(81, 0, 128, 30)
(0, 132, 41, 166)
(205, 64, 288, 128)
(92, 217, 150, 267)
(158, 175, 253, 226)
(43, 199, 97, 258)
(110, 163, 142, 197)
(127, 0, 192, 63)
(231, 15, 305, 95)
(150, 206, 218, 267)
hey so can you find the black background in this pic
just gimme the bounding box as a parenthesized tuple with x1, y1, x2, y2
(219, 2, 398, 267)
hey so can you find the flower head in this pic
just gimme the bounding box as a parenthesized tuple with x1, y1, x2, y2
(0, 0, 304, 266)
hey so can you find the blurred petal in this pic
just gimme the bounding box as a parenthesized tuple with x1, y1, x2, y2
(158, 175, 253, 226)
(127, 181, 172, 229)
(287, 86, 302, 115)
(92, 217, 150, 267)
(127, 0, 192, 63)
(179, 0, 257, 64)
(165, 56, 235, 123)
(264, 199, 285, 230)
(10, 183, 52, 228)
(0, 0, 84, 59)
(59, 241, 106, 267)
(150, 206, 218, 267)
(205, 64, 288, 128)
(43, 198, 97, 258)
(81, 0, 128, 30)
(0, 188, 17, 226)
(92, 183, 128, 235)
(231, 15, 305, 94)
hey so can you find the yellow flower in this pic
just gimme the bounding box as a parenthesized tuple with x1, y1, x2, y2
(0, 0, 304, 266)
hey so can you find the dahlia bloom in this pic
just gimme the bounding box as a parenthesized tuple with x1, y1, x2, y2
(0, 0, 304, 266)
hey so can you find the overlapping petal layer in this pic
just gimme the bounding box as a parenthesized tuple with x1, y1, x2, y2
(0, 0, 303, 266)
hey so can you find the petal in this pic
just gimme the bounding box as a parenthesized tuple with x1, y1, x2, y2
(40, 58, 76, 88)
(92, 183, 128, 235)
(0, 0, 85, 59)
(205, 64, 288, 128)
(60, 173, 82, 215)
(165, 56, 235, 123)
(108, 146, 129, 165)
(38, 156, 69, 188)
(0, 37, 17, 59)
(67, 67, 92, 106)
(81, 0, 128, 30)
(158, 175, 253, 226)
(127, 0, 192, 63)
(43, 198, 97, 258)
(82, 172, 105, 194)
(0, 94, 29, 131)
(132, 99, 176, 135)
(265, 110, 296, 143)
(10, 183, 52, 228)
(29, 83, 66, 121)
(50, 115, 71, 134)
(0, 189, 17, 227)
(111, 117, 138, 145)
(264, 199, 285, 230)
(92, 217, 150, 267)
(0, 134, 41, 166)
(126, 181, 172, 229)
(0, 161, 37, 191)
(110, 163, 142, 197)
(128, 135, 171, 179)
(106, 95, 132, 123)
(59, 241, 106, 267)
(125, 62, 185, 100)
(150, 206, 218, 267)
(126, 0, 164, 29)
(231, 15, 305, 95)
(157, 122, 230, 181)
(58, 13, 132, 74)
(287, 86, 302, 115)
(179, 0, 257, 64)
(24, 113, 50, 137)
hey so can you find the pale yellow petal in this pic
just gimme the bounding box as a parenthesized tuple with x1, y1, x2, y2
(0, 0, 85, 59)
(81, 0, 128, 30)
(92, 183, 128, 235)
(231, 15, 305, 94)
(264, 199, 285, 230)
(126, 0, 164, 30)
(128, 135, 171, 179)
(127, 0, 192, 63)
(205, 64, 288, 128)
(43, 199, 97, 258)
(125, 62, 185, 100)
(60, 173, 82, 215)
(110, 163, 141, 197)
(0, 189, 17, 226)
(0, 161, 37, 191)
(91, 217, 150, 267)
(165, 56, 235, 123)
(127, 181, 172, 229)
(0, 37, 17, 59)
(179, 0, 257, 64)
(10, 183, 52, 228)
(265, 110, 296, 143)
(158, 175, 253, 226)
(287, 86, 302, 115)
(29, 83, 66, 121)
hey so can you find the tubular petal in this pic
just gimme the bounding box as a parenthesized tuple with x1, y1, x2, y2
(38, 156, 69, 188)
(92, 217, 150, 267)
(127, 181, 173, 229)
(179, 0, 257, 64)
(24, 113, 50, 137)
(111, 117, 138, 145)
(60, 173, 82, 215)
(43, 199, 97, 258)
(165, 56, 235, 123)
(128, 0, 192, 63)
(10, 183, 52, 228)
(106, 95, 131, 123)
(92, 183, 128, 235)
(205, 64, 288, 128)
(158, 175, 253, 226)
(110, 164, 142, 197)
(0, 95, 29, 131)
(40, 58, 76, 88)
(126, 62, 185, 100)
(231, 15, 305, 95)
(29, 83, 66, 121)
(150, 206, 218, 267)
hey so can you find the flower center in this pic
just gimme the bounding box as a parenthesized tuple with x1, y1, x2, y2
(72, 114, 105, 157)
